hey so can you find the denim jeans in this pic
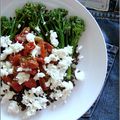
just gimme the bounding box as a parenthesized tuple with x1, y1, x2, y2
(78, 10, 119, 120)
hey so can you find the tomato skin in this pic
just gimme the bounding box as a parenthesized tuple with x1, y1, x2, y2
(44, 42, 53, 53)
(11, 81, 23, 92)
(39, 78, 48, 91)
(9, 54, 21, 66)
(38, 40, 47, 58)
(15, 34, 26, 43)
(23, 42, 35, 56)
(2, 76, 12, 84)
(24, 79, 36, 88)
(36, 57, 45, 64)
(27, 70, 37, 76)
(27, 59, 39, 69)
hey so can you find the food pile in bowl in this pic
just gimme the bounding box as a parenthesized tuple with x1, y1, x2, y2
(0, 3, 85, 119)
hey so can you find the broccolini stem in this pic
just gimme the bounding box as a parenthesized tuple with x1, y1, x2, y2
(10, 18, 16, 39)
(66, 66, 72, 80)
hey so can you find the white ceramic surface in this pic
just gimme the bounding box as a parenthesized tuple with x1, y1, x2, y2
(1, 0, 107, 120)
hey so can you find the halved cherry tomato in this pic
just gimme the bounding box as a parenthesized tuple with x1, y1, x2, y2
(27, 70, 37, 76)
(44, 42, 53, 53)
(38, 40, 47, 58)
(9, 54, 21, 66)
(11, 81, 23, 92)
(36, 57, 45, 64)
(23, 42, 35, 56)
(2, 76, 12, 84)
(21, 61, 28, 68)
(27, 59, 39, 69)
(15, 34, 26, 43)
(39, 78, 48, 91)
(24, 79, 36, 88)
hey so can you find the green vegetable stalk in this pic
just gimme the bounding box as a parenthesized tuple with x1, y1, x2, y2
(0, 2, 85, 80)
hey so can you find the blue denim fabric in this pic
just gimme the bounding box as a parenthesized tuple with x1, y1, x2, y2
(78, 10, 119, 120)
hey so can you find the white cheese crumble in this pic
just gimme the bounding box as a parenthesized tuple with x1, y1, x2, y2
(0, 42, 24, 60)
(0, 36, 12, 48)
(31, 45, 41, 58)
(33, 72, 45, 81)
(26, 33, 35, 42)
(17, 24, 21, 29)
(44, 54, 59, 64)
(49, 81, 73, 100)
(22, 87, 48, 119)
(44, 64, 67, 81)
(52, 45, 73, 58)
(35, 26, 41, 32)
(50, 30, 59, 47)
(10, 42, 24, 53)
(1, 61, 14, 77)
(8, 101, 20, 114)
(44, 46, 73, 81)
(75, 69, 85, 81)
(16, 72, 30, 84)
(1, 81, 15, 104)
(17, 67, 31, 72)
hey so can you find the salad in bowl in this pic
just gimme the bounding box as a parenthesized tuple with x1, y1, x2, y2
(0, 3, 85, 119)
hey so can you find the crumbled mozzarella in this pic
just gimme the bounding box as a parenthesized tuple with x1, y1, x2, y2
(16, 72, 30, 84)
(62, 81, 73, 90)
(0, 61, 13, 77)
(44, 46, 73, 81)
(33, 72, 45, 81)
(17, 67, 31, 72)
(31, 45, 41, 58)
(52, 45, 73, 58)
(10, 42, 24, 53)
(26, 33, 35, 42)
(0, 36, 12, 48)
(31, 87, 43, 96)
(8, 101, 20, 114)
(44, 54, 59, 64)
(44, 64, 66, 81)
(58, 56, 73, 69)
(50, 30, 59, 47)
(1, 81, 15, 104)
(35, 26, 41, 32)
(75, 69, 85, 81)
(1, 81, 10, 95)
(49, 80, 73, 101)
(50, 90, 63, 100)
(0, 42, 24, 60)
(22, 87, 48, 119)
(17, 24, 21, 29)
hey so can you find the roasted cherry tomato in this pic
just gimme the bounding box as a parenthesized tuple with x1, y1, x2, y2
(24, 79, 36, 88)
(2, 76, 12, 84)
(15, 34, 26, 43)
(27, 69, 37, 76)
(36, 57, 45, 64)
(39, 78, 48, 91)
(9, 54, 21, 66)
(38, 40, 47, 58)
(11, 81, 23, 92)
(27, 59, 39, 69)
(44, 42, 53, 53)
(23, 42, 35, 56)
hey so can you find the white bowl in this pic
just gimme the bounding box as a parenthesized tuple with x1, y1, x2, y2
(1, 0, 107, 120)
